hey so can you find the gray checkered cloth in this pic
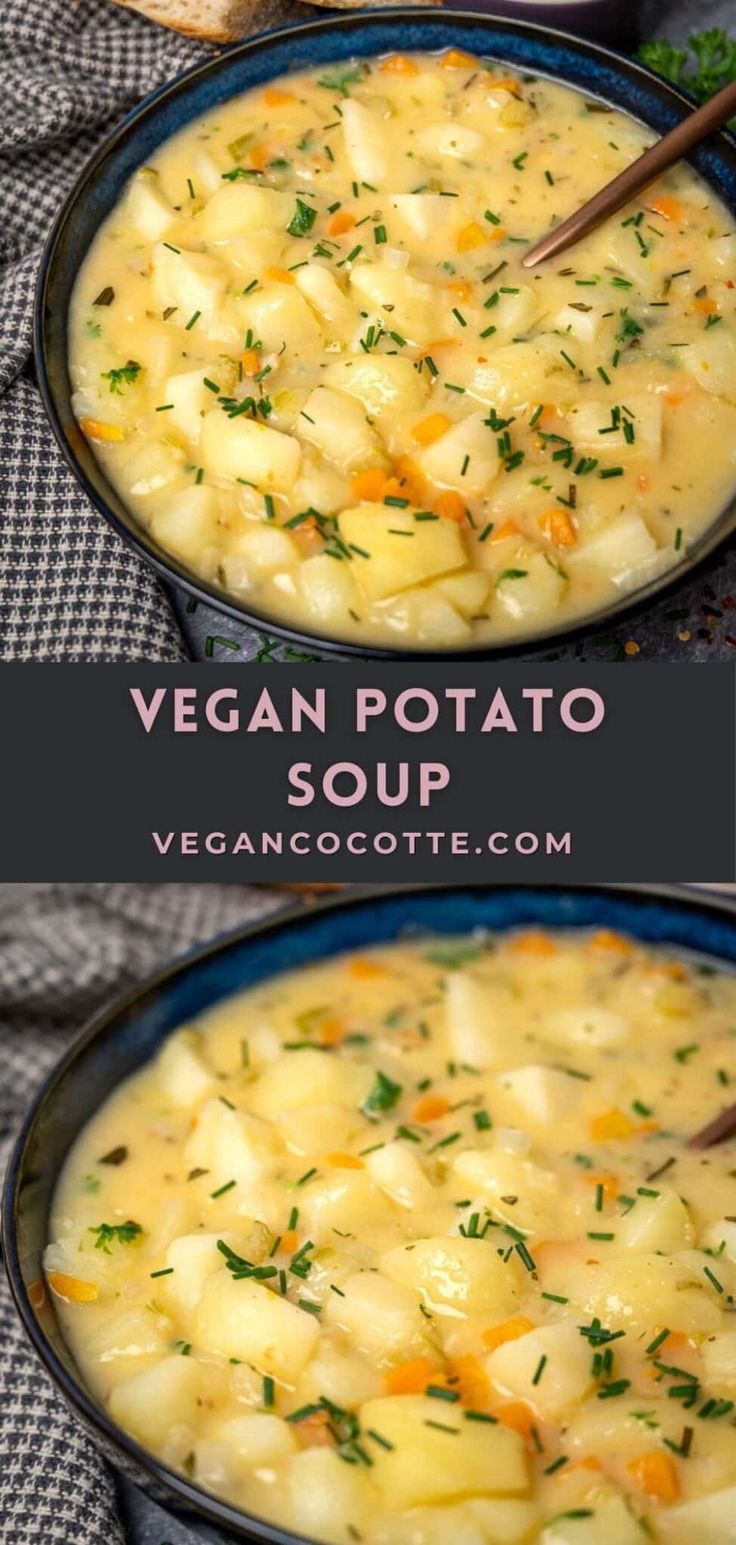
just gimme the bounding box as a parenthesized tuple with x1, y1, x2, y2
(0, 883, 287, 1545)
(0, 0, 308, 662)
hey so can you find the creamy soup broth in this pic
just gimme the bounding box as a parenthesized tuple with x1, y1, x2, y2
(68, 52, 736, 649)
(48, 928, 736, 1544)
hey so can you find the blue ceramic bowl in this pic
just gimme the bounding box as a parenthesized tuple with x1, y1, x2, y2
(35, 10, 736, 660)
(4, 883, 736, 1543)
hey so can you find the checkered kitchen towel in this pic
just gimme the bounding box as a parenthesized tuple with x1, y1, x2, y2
(0, 883, 288, 1545)
(0, 0, 307, 662)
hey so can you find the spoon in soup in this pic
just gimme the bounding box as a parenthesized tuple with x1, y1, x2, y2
(523, 78, 736, 268)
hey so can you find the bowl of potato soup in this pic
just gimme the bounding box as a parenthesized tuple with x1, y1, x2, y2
(7, 883, 736, 1545)
(36, 11, 736, 657)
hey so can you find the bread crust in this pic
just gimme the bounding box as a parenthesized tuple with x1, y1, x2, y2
(109, 0, 439, 42)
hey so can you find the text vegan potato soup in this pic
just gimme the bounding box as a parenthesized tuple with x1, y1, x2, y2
(46, 928, 736, 1544)
(69, 50, 736, 649)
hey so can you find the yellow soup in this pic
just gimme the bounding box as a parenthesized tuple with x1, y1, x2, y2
(48, 928, 736, 1544)
(68, 51, 736, 650)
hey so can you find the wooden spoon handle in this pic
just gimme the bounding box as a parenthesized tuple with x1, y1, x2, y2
(523, 78, 736, 269)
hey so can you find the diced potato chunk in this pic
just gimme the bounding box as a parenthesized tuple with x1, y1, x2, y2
(237, 284, 322, 355)
(434, 570, 492, 617)
(215, 1412, 297, 1468)
(86, 1306, 172, 1372)
(109, 1355, 201, 1448)
(390, 193, 454, 243)
(495, 554, 566, 624)
(701, 1218, 736, 1263)
(125, 440, 186, 500)
(200, 410, 301, 492)
(159, 1232, 243, 1317)
(195, 1270, 319, 1379)
(296, 264, 357, 335)
(338, 506, 466, 601)
(445, 972, 507, 1068)
(659, 1485, 736, 1544)
(298, 387, 386, 475)
(495, 1065, 583, 1125)
(232, 524, 300, 581)
(251, 1048, 370, 1116)
(680, 328, 736, 395)
(383, 589, 472, 646)
(467, 1499, 541, 1544)
(324, 1271, 427, 1362)
(453, 1148, 559, 1237)
(381, 1236, 521, 1318)
(358, 1394, 528, 1509)
(299, 552, 361, 628)
(415, 124, 485, 158)
(184, 1097, 281, 1189)
(543, 1254, 724, 1334)
(567, 395, 662, 461)
(151, 243, 227, 325)
(367, 1141, 434, 1210)
(325, 355, 427, 418)
(156, 1031, 214, 1108)
(541, 1492, 647, 1545)
(464, 339, 564, 412)
(350, 266, 436, 345)
(127, 172, 176, 241)
(617, 1188, 693, 1253)
(299, 1171, 396, 1238)
(572, 512, 657, 585)
(341, 98, 391, 186)
(287, 1447, 376, 1542)
(544, 1006, 631, 1049)
(198, 182, 292, 241)
(163, 368, 212, 444)
(416, 412, 499, 496)
(486, 1319, 593, 1418)
(149, 485, 220, 566)
(702, 1328, 736, 1393)
(554, 302, 605, 344)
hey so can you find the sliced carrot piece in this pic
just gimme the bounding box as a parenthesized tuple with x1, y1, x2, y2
(385, 1357, 436, 1395)
(280, 1229, 299, 1254)
(380, 54, 419, 75)
(509, 930, 557, 956)
(449, 279, 474, 301)
(433, 490, 466, 522)
(627, 1450, 680, 1502)
(587, 1172, 619, 1203)
(413, 1093, 451, 1123)
(448, 1354, 491, 1409)
(412, 413, 451, 447)
(264, 87, 296, 107)
(79, 418, 124, 443)
(589, 929, 633, 953)
(351, 466, 389, 503)
(487, 77, 522, 96)
(649, 195, 684, 223)
(457, 222, 488, 252)
(264, 265, 295, 286)
(249, 144, 269, 172)
(591, 1109, 633, 1142)
(319, 1017, 346, 1047)
(483, 1316, 535, 1354)
(693, 296, 717, 316)
(241, 349, 261, 375)
(441, 48, 477, 69)
(348, 955, 386, 979)
(494, 1401, 536, 1441)
(327, 210, 355, 237)
(393, 454, 426, 503)
(538, 508, 577, 548)
(565, 1456, 602, 1474)
(488, 518, 520, 544)
(47, 1271, 99, 1304)
(296, 1409, 334, 1447)
(418, 339, 458, 359)
(327, 1151, 365, 1169)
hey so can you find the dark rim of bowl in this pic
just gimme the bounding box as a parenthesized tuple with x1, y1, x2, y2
(4, 881, 736, 1542)
(34, 9, 736, 661)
